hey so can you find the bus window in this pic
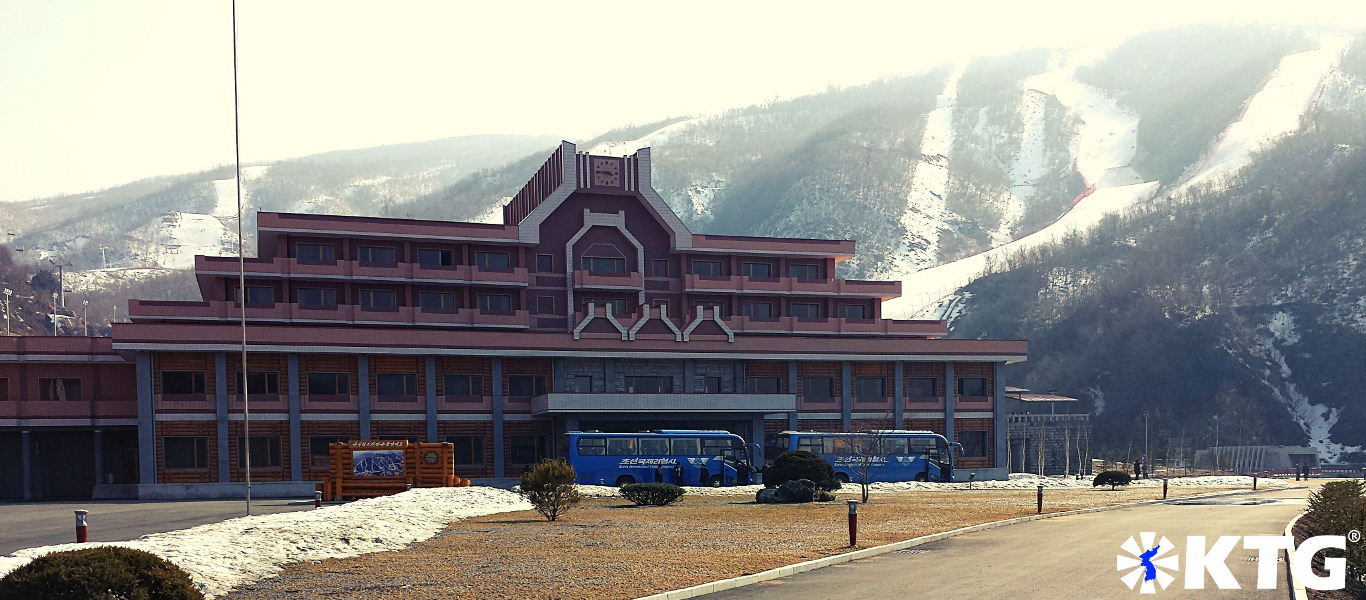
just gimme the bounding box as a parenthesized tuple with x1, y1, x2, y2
(639, 437, 669, 455)
(797, 436, 823, 454)
(671, 438, 701, 456)
(824, 437, 850, 455)
(883, 437, 909, 455)
(702, 438, 733, 456)
(765, 434, 788, 461)
(577, 437, 606, 456)
(607, 438, 637, 456)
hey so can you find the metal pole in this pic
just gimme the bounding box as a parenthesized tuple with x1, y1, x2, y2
(58, 264, 64, 308)
(83, 300, 89, 336)
(847, 500, 858, 547)
(74, 510, 88, 543)
(1143, 412, 1148, 479)
(1163, 478, 1168, 500)
(1036, 484, 1043, 514)
(51, 292, 58, 335)
(232, 0, 251, 516)
(3, 288, 11, 335)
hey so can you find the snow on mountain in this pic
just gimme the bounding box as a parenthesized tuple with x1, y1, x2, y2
(886, 65, 964, 277)
(994, 90, 1049, 244)
(140, 211, 235, 270)
(588, 117, 704, 156)
(1178, 37, 1354, 193)
(1249, 312, 1360, 463)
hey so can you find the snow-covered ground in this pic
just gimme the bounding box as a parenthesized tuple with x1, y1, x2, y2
(886, 64, 963, 277)
(583, 473, 1285, 497)
(587, 117, 704, 157)
(0, 487, 530, 599)
(64, 267, 175, 293)
(1179, 37, 1354, 193)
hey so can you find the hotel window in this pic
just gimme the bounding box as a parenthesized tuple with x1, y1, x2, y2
(790, 303, 820, 320)
(855, 377, 887, 401)
(376, 373, 419, 400)
(652, 259, 669, 277)
(443, 373, 482, 398)
(507, 374, 547, 398)
(907, 377, 938, 397)
(958, 377, 988, 397)
(309, 436, 348, 467)
(0, 378, 8, 402)
(417, 248, 454, 267)
(625, 376, 673, 394)
(298, 288, 337, 309)
(583, 298, 628, 317)
(359, 289, 397, 311)
(474, 251, 511, 271)
(476, 293, 512, 313)
(742, 301, 773, 319)
(837, 304, 868, 319)
(418, 292, 456, 312)
(235, 286, 273, 306)
(306, 372, 349, 396)
(164, 437, 209, 469)
(740, 262, 772, 278)
(803, 376, 836, 400)
(445, 435, 485, 465)
(691, 260, 723, 277)
(234, 371, 280, 395)
(568, 375, 593, 393)
(581, 256, 626, 275)
(237, 436, 283, 468)
(788, 263, 820, 281)
(747, 376, 781, 394)
(357, 246, 396, 266)
(510, 435, 549, 464)
(536, 295, 555, 315)
(161, 371, 206, 395)
(296, 243, 335, 263)
(958, 430, 989, 458)
(536, 254, 554, 272)
(39, 378, 82, 402)
(701, 376, 722, 394)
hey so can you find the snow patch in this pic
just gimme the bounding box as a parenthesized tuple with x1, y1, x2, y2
(1251, 312, 1360, 463)
(148, 212, 235, 270)
(588, 117, 703, 156)
(887, 64, 964, 277)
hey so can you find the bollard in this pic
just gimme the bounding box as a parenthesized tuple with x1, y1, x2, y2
(315, 490, 323, 508)
(1162, 478, 1168, 500)
(406, 483, 412, 491)
(74, 510, 89, 543)
(1253, 475, 1257, 491)
(1036, 485, 1043, 514)
(847, 500, 858, 547)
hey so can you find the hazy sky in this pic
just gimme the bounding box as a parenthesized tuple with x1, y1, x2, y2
(0, 0, 1361, 203)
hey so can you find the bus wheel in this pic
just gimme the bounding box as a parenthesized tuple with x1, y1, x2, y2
(914, 473, 928, 482)
(708, 475, 724, 487)
(615, 475, 635, 487)
(835, 473, 850, 484)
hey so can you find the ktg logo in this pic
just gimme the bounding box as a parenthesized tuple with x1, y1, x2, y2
(1117, 531, 1349, 593)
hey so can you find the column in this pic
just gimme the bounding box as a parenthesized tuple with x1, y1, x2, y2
(93, 429, 104, 485)
(840, 361, 852, 432)
(215, 352, 229, 483)
(425, 357, 438, 443)
(944, 362, 955, 445)
(994, 362, 1007, 471)
(734, 362, 746, 393)
(492, 357, 505, 477)
(787, 361, 798, 431)
(893, 362, 905, 430)
(20, 430, 31, 500)
(136, 352, 156, 485)
(358, 355, 371, 440)
(287, 354, 302, 482)
(683, 359, 696, 393)
(603, 358, 616, 392)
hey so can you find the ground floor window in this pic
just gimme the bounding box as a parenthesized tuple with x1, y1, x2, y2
(958, 430, 988, 458)
(237, 436, 282, 468)
(445, 435, 485, 465)
(164, 436, 209, 469)
(510, 435, 548, 465)
(747, 376, 781, 394)
(625, 376, 673, 394)
(309, 435, 348, 467)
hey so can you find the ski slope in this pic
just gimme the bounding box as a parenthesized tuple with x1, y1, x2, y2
(886, 64, 963, 277)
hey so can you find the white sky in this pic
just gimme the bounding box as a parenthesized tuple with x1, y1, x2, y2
(1, 0, 1362, 203)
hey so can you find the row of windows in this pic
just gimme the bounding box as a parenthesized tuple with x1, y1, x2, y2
(576, 436, 741, 457)
(0, 378, 85, 402)
(235, 287, 514, 313)
(798, 376, 989, 399)
(297, 244, 513, 271)
(158, 371, 545, 398)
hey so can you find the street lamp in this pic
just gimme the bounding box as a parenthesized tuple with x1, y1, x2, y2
(1213, 415, 1220, 474)
(3, 288, 11, 336)
(83, 300, 89, 336)
(51, 292, 58, 336)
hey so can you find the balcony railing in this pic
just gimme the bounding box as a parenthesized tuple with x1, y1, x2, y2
(130, 300, 529, 329)
(573, 270, 644, 290)
(727, 315, 945, 337)
(196, 256, 529, 286)
(684, 274, 901, 299)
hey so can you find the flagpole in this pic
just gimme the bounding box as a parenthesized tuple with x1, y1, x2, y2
(232, 0, 251, 516)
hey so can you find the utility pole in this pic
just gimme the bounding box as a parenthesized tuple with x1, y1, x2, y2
(1213, 415, 1220, 473)
(57, 264, 64, 308)
(2, 288, 11, 336)
(111, 304, 118, 325)
(100, 246, 109, 270)
(83, 300, 89, 336)
(51, 292, 58, 335)
(1144, 412, 1149, 476)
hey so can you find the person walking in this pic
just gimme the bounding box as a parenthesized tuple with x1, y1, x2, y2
(1133, 455, 1143, 479)
(673, 462, 685, 485)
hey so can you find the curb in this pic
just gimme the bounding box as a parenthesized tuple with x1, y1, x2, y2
(1285, 511, 1308, 600)
(634, 486, 1297, 600)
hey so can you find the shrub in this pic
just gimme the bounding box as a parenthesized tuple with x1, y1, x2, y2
(814, 490, 837, 502)
(0, 546, 204, 600)
(1093, 470, 1132, 490)
(1303, 480, 1366, 595)
(519, 458, 582, 522)
(764, 450, 841, 492)
(620, 483, 686, 506)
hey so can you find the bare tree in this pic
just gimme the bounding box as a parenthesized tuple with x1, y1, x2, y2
(837, 414, 896, 503)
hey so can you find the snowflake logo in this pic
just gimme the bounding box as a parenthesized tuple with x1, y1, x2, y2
(1117, 532, 1178, 594)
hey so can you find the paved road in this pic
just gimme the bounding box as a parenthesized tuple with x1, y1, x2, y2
(709, 485, 1314, 599)
(0, 499, 314, 555)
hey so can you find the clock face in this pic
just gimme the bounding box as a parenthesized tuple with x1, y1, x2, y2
(423, 450, 439, 464)
(592, 157, 621, 188)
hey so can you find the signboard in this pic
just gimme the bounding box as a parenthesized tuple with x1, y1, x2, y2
(349, 441, 407, 477)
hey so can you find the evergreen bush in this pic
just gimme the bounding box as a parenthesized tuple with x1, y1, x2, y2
(1303, 480, 1366, 596)
(0, 546, 204, 600)
(763, 450, 841, 492)
(519, 458, 582, 522)
(1093, 470, 1132, 490)
(620, 483, 686, 506)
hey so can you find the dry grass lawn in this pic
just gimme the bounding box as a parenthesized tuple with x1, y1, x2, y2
(226, 486, 1227, 599)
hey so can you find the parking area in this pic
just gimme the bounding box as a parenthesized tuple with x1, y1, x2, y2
(0, 498, 314, 555)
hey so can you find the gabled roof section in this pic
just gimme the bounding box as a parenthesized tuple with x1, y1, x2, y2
(511, 141, 695, 249)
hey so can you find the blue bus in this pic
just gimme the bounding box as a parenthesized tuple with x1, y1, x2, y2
(567, 430, 761, 487)
(770, 430, 958, 483)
